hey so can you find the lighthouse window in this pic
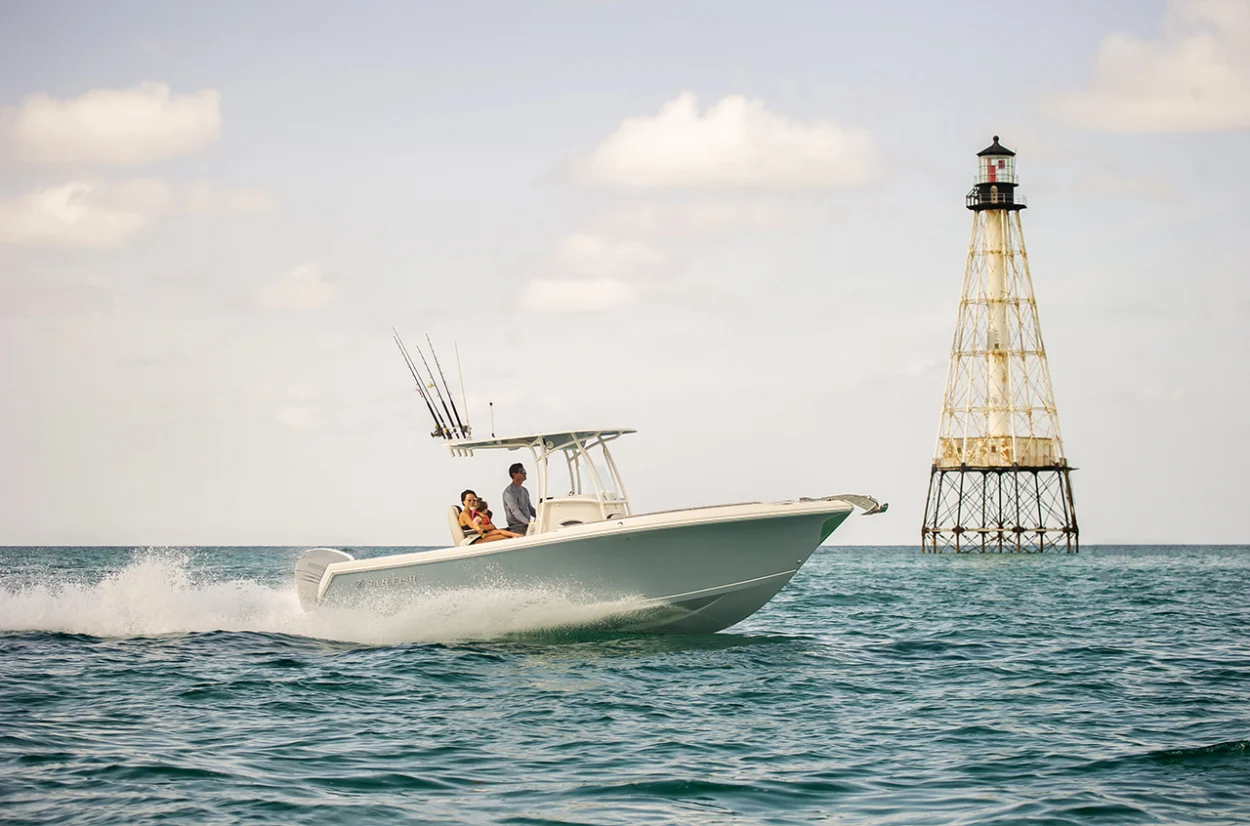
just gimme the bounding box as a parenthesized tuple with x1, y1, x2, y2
(980, 157, 1014, 185)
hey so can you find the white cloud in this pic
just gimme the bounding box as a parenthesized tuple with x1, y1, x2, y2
(256, 265, 336, 311)
(568, 92, 884, 188)
(0, 83, 222, 165)
(0, 179, 278, 247)
(520, 277, 638, 313)
(1046, 0, 1250, 131)
(518, 233, 672, 314)
(0, 180, 172, 246)
(534, 197, 809, 316)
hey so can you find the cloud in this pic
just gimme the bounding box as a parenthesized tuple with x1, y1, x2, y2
(519, 234, 674, 313)
(0, 180, 173, 246)
(0, 83, 222, 165)
(0, 180, 278, 247)
(1045, 0, 1250, 131)
(535, 195, 812, 315)
(256, 265, 336, 311)
(567, 92, 884, 188)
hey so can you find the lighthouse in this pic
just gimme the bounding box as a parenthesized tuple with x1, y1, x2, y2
(921, 137, 1079, 553)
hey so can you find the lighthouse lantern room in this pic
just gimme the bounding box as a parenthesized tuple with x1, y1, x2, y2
(967, 136, 1024, 210)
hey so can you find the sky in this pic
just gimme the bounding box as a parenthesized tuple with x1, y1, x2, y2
(0, 0, 1247, 546)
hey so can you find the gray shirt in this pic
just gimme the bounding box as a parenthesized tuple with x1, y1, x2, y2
(502, 483, 536, 533)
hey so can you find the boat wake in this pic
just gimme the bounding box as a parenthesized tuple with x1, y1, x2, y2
(0, 552, 651, 646)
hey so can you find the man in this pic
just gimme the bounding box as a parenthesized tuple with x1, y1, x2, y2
(502, 462, 536, 535)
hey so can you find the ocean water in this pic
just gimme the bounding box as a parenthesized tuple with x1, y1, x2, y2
(1, 546, 1247, 825)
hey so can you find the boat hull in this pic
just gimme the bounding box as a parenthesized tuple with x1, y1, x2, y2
(299, 501, 853, 634)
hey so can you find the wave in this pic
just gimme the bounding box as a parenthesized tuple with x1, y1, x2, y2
(1146, 740, 1249, 765)
(1071, 739, 1250, 776)
(0, 551, 650, 646)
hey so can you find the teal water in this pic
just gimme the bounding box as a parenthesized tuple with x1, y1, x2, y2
(1, 546, 1247, 825)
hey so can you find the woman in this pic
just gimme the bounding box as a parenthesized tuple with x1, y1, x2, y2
(458, 490, 521, 542)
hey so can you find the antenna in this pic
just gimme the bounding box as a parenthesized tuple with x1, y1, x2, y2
(490, 402, 495, 438)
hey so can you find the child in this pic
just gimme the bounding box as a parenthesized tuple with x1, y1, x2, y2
(473, 500, 521, 541)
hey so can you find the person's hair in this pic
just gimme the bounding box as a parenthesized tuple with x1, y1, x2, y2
(476, 499, 489, 512)
(508, 463, 525, 477)
(460, 489, 477, 503)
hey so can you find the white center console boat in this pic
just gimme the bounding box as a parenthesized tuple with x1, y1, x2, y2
(295, 428, 885, 634)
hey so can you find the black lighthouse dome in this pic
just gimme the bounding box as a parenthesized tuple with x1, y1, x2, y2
(967, 136, 1025, 211)
(976, 135, 1016, 157)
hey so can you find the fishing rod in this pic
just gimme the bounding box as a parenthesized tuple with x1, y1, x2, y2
(428, 334, 468, 439)
(393, 330, 449, 439)
(455, 341, 471, 437)
(392, 329, 451, 439)
(411, 338, 463, 440)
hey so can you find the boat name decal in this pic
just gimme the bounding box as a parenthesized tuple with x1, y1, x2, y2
(355, 574, 422, 588)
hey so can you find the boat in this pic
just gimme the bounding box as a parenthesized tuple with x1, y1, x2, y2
(295, 427, 886, 634)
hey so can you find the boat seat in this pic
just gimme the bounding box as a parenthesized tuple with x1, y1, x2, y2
(448, 506, 479, 547)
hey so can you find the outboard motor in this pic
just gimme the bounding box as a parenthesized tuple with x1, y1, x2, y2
(294, 548, 354, 610)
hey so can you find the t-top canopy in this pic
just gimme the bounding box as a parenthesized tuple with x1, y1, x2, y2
(447, 429, 636, 457)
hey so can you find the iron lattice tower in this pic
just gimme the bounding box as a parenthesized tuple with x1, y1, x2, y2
(922, 137, 1078, 553)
